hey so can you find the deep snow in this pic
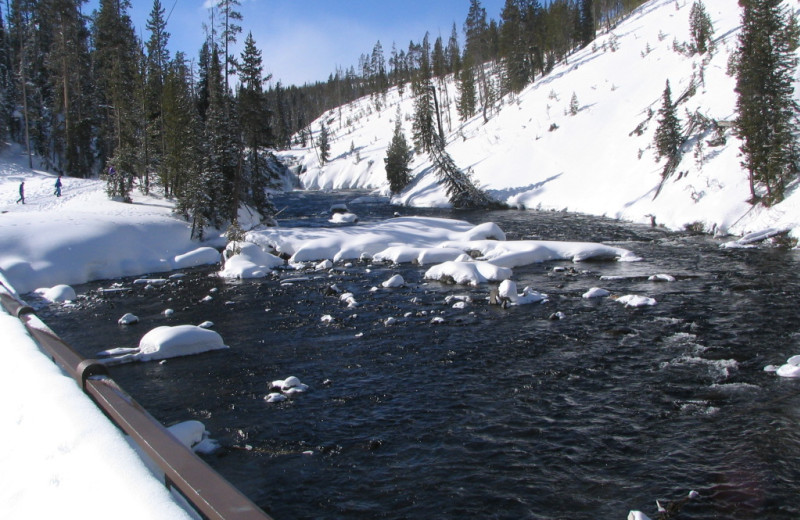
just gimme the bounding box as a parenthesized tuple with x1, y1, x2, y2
(281, 0, 800, 241)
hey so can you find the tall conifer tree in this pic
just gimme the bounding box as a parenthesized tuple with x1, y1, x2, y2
(385, 111, 413, 194)
(317, 122, 330, 165)
(0, 8, 8, 142)
(689, 0, 713, 55)
(500, 0, 528, 94)
(238, 31, 275, 222)
(412, 33, 437, 153)
(145, 0, 170, 193)
(215, 0, 242, 90)
(654, 79, 682, 163)
(93, 0, 141, 201)
(734, 0, 799, 204)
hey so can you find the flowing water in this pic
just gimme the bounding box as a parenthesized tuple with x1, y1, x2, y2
(39, 191, 800, 520)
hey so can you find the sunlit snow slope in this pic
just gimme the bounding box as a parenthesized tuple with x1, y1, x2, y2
(280, 0, 800, 239)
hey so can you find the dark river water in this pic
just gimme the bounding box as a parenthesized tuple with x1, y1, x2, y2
(38, 191, 800, 520)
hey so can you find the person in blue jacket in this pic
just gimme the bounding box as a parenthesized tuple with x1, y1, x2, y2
(55, 175, 62, 197)
(16, 181, 24, 204)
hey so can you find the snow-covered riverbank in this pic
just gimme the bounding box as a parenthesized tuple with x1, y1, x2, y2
(280, 0, 800, 241)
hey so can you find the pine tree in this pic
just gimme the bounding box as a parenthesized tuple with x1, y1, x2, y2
(734, 0, 799, 204)
(500, 0, 529, 94)
(166, 53, 205, 236)
(215, 0, 242, 91)
(569, 91, 579, 115)
(42, 0, 91, 177)
(689, 0, 714, 55)
(457, 53, 477, 121)
(370, 40, 387, 92)
(432, 36, 447, 79)
(464, 0, 492, 121)
(0, 8, 8, 143)
(446, 23, 461, 76)
(654, 80, 682, 163)
(201, 43, 240, 227)
(145, 0, 170, 194)
(196, 41, 211, 121)
(579, 0, 595, 47)
(412, 33, 438, 153)
(384, 112, 413, 194)
(238, 32, 275, 223)
(317, 122, 330, 165)
(9, 0, 36, 167)
(239, 32, 270, 152)
(93, 0, 142, 202)
(522, 0, 545, 79)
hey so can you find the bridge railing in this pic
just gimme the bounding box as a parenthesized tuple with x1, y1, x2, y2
(0, 281, 273, 520)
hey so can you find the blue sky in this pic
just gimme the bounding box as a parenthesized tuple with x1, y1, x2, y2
(120, 0, 506, 86)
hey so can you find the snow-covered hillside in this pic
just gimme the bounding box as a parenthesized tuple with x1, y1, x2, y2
(280, 0, 800, 239)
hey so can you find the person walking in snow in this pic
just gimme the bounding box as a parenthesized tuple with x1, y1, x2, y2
(54, 175, 62, 197)
(16, 181, 24, 204)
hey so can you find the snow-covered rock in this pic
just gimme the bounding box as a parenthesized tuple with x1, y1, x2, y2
(425, 261, 512, 286)
(381, 274, 405, 288)
(648, 274, 676, 282)
(267, 376, 309, 401)
(118, 313, 139, 325)
(330, 212, 358, 224)
(34, 284, 77, 302)
(97, 325, 228, 364)
(315, 259, 333, 270)
(774, 354, 800, 378)
(219, 242, 283, 279)
(616, 295, 657, 308)
(340, 292, 358, 308)
(497, 279, 548, 305)
(265, 392, 287, 403)
(582, 287, 610, 299)
(167, 420, 220, 455)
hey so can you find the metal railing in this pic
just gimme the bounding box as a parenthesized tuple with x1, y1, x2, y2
(0, 281, 273, 520)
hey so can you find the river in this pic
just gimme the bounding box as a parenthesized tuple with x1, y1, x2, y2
(39, 191, 800, 520)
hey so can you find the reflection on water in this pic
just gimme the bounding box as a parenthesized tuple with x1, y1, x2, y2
(41, 192, 800, 520)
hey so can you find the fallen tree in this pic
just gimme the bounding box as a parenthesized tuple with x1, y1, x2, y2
(429, 141, 504, 209)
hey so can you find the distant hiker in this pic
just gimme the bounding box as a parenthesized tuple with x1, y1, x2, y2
(16, 181, 24, 204)
(54, 175, 62, 197)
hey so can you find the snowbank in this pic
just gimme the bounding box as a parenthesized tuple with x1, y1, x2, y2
(0, 311, 194, 520)
(0, 175, 224, 293)
(249, 216, 637, 274)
